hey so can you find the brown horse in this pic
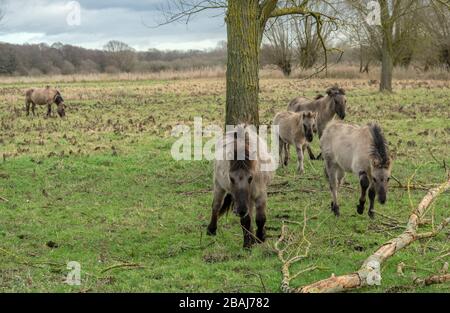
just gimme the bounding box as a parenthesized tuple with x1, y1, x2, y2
(288, 86, 347, 159)
(25, 86, 66, 118)
(273, 111, 317, 174)
(320, 121, 393, 218)
(207, 125, 275, 248)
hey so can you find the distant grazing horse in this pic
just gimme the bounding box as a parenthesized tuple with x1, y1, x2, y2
(25, 86, 66, 118)
(273, 111, 317, 175)
(320, 121, 392, 218)
(207, 125, 276, 248)
(288, 86, 347, 159)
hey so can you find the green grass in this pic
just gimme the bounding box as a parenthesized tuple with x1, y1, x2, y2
(0, 78, 449, 292)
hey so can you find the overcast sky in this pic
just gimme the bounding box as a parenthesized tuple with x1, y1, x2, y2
(0, 0, 227, 51)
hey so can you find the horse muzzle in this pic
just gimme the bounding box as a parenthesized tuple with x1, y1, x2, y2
(233, 206, 248, 218)
(378, 191, 387, 204)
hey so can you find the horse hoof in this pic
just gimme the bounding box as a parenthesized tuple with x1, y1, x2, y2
(356, 203, 365, 215)
(331, 202, 340, 217)
(243, 242, 253, 249)
(256, 232, 266, 243)
(368, 211, 375, 219)
(206, 227, 216, 236)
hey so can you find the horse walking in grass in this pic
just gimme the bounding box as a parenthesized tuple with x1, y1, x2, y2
(273, 111, 317, 175)
(320, 121, 393, 218)
(207, 125, 275, 248)
(25, 86, 66, 118)
(288, 86, 347, 159)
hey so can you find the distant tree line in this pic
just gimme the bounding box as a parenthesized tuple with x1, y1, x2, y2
(1, 0, 449, 80)
(0, 40, 227, 76)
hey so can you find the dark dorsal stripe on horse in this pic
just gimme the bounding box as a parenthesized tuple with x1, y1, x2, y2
(368, 123, 389, 168)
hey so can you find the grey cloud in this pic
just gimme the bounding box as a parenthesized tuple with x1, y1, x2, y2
(0, 0, 226, 50)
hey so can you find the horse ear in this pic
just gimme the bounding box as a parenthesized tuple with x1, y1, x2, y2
(371, 158, 381, 168)
(326, 88, 333, 96)
(387, 156, 394, 169)
(338, 88, 346, 95)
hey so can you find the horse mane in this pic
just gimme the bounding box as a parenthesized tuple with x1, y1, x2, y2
(314, 94, 324, 100)
(368, 123, 390, 168)
(229, 130, 255, 172)
(54, 91, 64, 104)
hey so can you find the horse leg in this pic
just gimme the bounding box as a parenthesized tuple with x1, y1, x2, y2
(47, 103, 52, 117)
(368, 186, 376, 219)
(278, 137, 284, 166)
(306, 145, 316, 160)
(326, 161, 340, 217)
(241, 213, 253, 248)
(283, 143, 289, 166)
(31, 103, 36, 116)
(255, 195, 267, 243)
(337, 169, 345, 187)
(357, 171, 369, 215)
(295, 143, 304, 175)
(207, 186, 226, 236)
(25, 101, 30, 116)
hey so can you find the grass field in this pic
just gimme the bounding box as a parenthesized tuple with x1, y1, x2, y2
(0, 77, 449, 292)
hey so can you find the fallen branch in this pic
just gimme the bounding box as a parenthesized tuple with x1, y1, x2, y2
(415, 217, 450, 239)
(390, 174, 435, 191)
(268, 188, 317, 195)
(414, 274, 450, 286)
(178, 188, 211, 196)
(101, 262, 143, 273)
(280, 178, 450, 293)
(0, 195, 9, 202)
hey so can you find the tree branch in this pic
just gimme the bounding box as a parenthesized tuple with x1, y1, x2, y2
(278, 178, 450, 293)
(260, 0, 279, 28)
(270, 6, 309, 18)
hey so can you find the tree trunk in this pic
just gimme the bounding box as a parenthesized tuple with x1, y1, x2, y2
(225, 0, 261, 126)
(380, 35, 393, 92)
(379, 0, 393, 92)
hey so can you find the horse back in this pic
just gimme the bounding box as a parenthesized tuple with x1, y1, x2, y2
(321, 122, 371, 172)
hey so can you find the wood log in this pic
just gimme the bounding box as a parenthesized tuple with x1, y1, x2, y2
(286, 178, 450, 293)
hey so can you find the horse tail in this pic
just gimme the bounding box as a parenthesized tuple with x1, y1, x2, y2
(219, 194, 233, 216)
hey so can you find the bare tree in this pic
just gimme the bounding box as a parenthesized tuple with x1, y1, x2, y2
(340, 7, 375, 73)
(264, 2, 335, 75)
(160, 0, 339, 125)
(293, 1, 335, 69)
(419, 1, 450, 70)
(264, 17, 294, 76)
(104, 40, 137, 73)
(346, 0, 449, 92)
